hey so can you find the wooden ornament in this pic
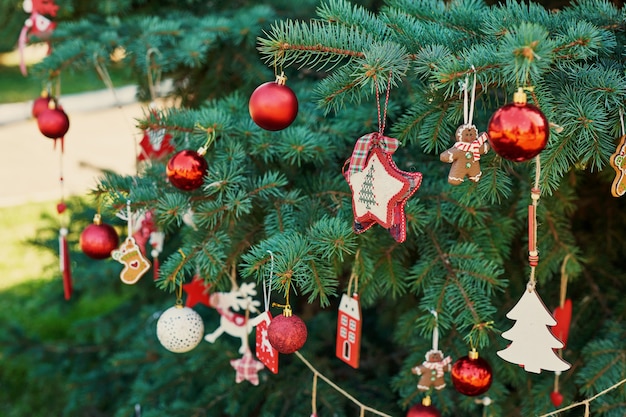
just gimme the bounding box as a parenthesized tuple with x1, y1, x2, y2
(497, 284, 571, 373)
(335, 293, 362, 368)
(255, 311, 279, 374)
(609, 134, 626, 197)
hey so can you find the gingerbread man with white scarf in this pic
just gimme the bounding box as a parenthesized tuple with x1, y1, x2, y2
(412, 349, 452, 391)
(440, 69, 489, 185)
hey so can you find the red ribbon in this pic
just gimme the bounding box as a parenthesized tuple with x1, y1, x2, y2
(347, 132, 400, 177)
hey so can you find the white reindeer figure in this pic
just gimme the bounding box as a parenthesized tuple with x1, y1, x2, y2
(204, 282, 265, 353)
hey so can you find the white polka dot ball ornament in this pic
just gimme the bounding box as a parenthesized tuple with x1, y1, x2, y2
(156, 305, 205, 353)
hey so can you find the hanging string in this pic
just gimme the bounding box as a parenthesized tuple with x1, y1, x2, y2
(295, 351, 393, 417)
(430, 310, 439, 352)
(346, 248, 361, 296)
(126, 199, 133, 238)
(538, 377, 626, 417)
(528, 155, 542, 289)
(559, 254, 571, 308)
(462, 66, 477, 126)
(174, 249, 186, 305)
(264, 250, 275, 312)
(146, 48, 163, 103)
(229, 262, 239, 291)
(375, 71, 393, 135)
(619, 108, 625, 137)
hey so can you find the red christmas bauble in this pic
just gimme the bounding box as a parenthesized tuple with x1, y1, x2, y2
(37, 106, 70, 139)
(32, 93, 52, 118)
(267, 311, 307, 354)
(249, 75, 298, 131)
(80, 217, 120, 260)
(487, 89, 549, 162)
(451, 351, 493, 396)
(166, 150, 208, 191)
(406, 404, 441, 417)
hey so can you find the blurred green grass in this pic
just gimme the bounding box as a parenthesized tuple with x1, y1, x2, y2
(0, 63, 135, 104)
(0, 201, 59, 289)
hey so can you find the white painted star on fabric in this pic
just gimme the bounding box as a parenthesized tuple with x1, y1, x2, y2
(230, 350, 265, 385)
(349, 148, 409, 228)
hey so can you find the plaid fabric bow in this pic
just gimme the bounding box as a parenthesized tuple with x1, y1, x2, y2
(454, 132, 488, 161)
(348, 132, 400, 176)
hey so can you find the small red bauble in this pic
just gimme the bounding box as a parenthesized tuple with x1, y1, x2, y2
(451, 349, 493, 396)
(550, 390, 564, 407)
(487, 88, 549, 162)
(80, 214, 120, 259)
(249, 73, 298, 131)
(166, 149, 208, 191)
(406, 402, 441, 417)
(32, 91, 53, 118)
(267, 309, 307, 354)
(37, 103, 70, 139)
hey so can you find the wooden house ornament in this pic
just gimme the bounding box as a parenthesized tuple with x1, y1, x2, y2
(336, 293, 362, 368)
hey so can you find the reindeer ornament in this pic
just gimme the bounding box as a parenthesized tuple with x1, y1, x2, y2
(204, 282, 265, 354)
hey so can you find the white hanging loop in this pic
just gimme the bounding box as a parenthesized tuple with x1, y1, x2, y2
(462, 66, 478, 126)
(264, 250, 275, 312)
(619, 107, 625, 137)
(430, 310, 439, 351)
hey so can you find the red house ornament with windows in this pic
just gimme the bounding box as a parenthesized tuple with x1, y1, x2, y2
(336, 293, 362, 368)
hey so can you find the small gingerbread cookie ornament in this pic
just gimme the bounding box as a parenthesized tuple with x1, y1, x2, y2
(440, 125, 489, 185)
(440, 69, 489, 185)
(610, 134, 626, 197)
(411, 311, 452, 391)
(113, 200, 152, 285)
(412, 349, 452, 390)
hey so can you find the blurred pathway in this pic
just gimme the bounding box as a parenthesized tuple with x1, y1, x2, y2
(0, 87, 143, 207)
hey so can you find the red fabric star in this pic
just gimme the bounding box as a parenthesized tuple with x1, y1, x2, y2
(347, 146, 422, 242)
(230, 350, 265, 385)
(183, 276, 211, 308)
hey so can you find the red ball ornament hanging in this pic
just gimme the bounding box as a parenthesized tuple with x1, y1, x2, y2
(249, 72, 298, 131)
(267, 307, 307, 354)
(406, 396, 441, 417)
(32, 90, 53, 118)
(37, 100, 70, 140)
(451, 349, 493, 396)
(80, 214, 120, 260)
(487, 88, 549, 162)
(166, 149, 208, 191)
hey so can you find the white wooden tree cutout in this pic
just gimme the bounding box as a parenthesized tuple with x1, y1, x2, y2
(497, 283, 571, 373)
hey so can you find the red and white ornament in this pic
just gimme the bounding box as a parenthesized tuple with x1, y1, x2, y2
(267, 307, 307, 354)
(166, 149, 208, 191)
(487, 88, 549, 162)
(156, 305, 205, 353)
(336, 293, 362, 368)
(451, 349, 493, 396)
(249, 72, 298, 131)
(80, 214, 119, 260)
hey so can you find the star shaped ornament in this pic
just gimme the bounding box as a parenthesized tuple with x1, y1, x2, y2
(230, 350, 265, 385)
(183, 275, 212, 308)
(348, 147, 422, 242)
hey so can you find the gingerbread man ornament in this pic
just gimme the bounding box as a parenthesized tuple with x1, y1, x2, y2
(440, 124, 489, 185)
(412, 349, 452, 391)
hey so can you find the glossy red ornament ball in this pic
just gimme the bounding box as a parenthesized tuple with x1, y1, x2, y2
(487, 88, 549, 162)
(80, 215, 119, 260)
(32, 92, 53, 118)
(267, 311, 307, 354)
(406, 404, 441, 417)
(451, 350, 493, 396)
(249, 74, 298, 131)
(37, 105, 70, 139)
(166, 150, 208, 191)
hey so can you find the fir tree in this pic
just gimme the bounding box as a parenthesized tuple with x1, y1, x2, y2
(3, 0, 626, 416)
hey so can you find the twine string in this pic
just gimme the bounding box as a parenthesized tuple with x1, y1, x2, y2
(375, 71, 393, 135)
